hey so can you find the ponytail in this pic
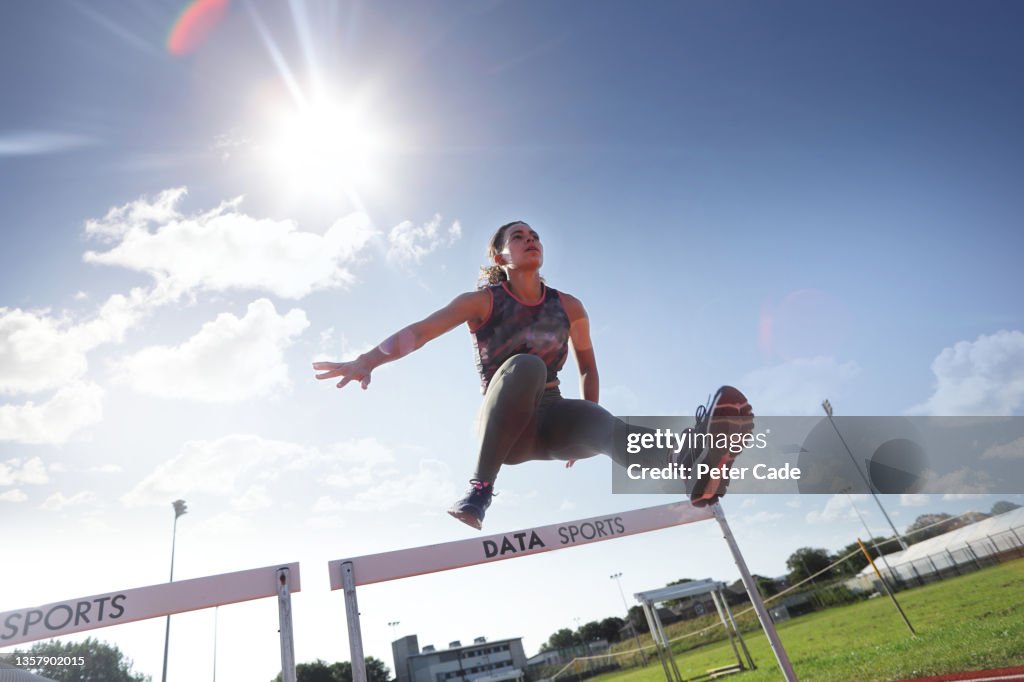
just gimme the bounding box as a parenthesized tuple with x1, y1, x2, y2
(477, 264, 508, 288)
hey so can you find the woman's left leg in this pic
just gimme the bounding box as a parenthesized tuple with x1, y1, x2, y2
(536, 397, 673, 470)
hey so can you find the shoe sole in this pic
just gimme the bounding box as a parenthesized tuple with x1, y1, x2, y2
(448, 508, 483, 530)
(690, 385, 754, 507)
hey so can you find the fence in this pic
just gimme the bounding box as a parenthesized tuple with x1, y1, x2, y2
(549, 512, 1024, 682)
(846, 522, 1024, 593)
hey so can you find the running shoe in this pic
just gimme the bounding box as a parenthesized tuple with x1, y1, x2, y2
(680, 386, 755, 507)
(448, 480, 495, 530)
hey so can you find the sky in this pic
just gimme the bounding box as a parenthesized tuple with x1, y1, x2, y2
(1, 0, 1023, 680)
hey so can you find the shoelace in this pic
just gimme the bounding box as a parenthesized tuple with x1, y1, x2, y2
(694, 397, 710, 428)
(468, 479, 497, 496)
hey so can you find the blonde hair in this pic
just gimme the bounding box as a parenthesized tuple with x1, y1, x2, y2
(477, 220, 527, 288)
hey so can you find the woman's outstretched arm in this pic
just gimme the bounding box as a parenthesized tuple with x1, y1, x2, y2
(313, 290, 489, 389)
(561, 293, 599, 403)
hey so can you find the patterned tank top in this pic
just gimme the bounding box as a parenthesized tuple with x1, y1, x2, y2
(471, 283, 570, 393)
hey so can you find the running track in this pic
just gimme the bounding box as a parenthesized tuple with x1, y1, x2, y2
(899, 666, 1024, 682)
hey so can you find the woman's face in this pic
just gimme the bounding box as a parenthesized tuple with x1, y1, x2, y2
(498, 223, 543, 270)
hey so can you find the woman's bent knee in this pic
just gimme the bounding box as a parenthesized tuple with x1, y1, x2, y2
(494, 354, 547, 384)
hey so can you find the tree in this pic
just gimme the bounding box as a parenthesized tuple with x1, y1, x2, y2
(11, 638, 149, 682)
(662, 578, 694, 609)
(991, 500, 1022, 516)
(905, 513, 962, 544)
(626, 605, 649, 634)
(752, 574, 780, 597)
(597, 617, 626, 643)
(540, 628, 579, 652)
(272, 657, 391, 682)
(577, 620, 604, 644)
(832, 536, 901, 576)
(785, 547, 833, 584)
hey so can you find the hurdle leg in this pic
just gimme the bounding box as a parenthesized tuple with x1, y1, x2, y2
(712, 503, 798, 681)
(277, 567, 297, 682)
(342, 561, 368, 682)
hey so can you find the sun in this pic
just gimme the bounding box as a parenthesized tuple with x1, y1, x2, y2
(265, 94, 390, 203)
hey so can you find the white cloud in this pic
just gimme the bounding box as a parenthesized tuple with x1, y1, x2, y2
(558, 500, 577, 511)
(122, 434, 306, 507)
(39, 491, 97, 511)
(900, 494, 930, 507)
(313, 495, 343, 513)
(0, 489, 27, 503)
(0, 382, 104, 444)
(0, 308, 84, 393)
(0, 287, 155, 395)
(742, 357, 860, 416)
(194, 512, 251, 536)
(89, 464, 124, 474)
(323, 438, 398, 489)
(806, 494, 870, 524)
(307, 515, 346, 530)
(313, 330, 372, 363)
(921, 467, 993, 495)
(112, 299, 308, 402)
(84, 189, 376, 299)
(337, 458, 455, 512)
(84, 187, 188, 242)
(0, 457, 50, 485)
(910, 330, 1024, 416)
(231, 484, 272, 512)
(743, 511, 783, 523)
(982, 435, 1024, 460)
(123, 433, 455, 516)
(386, 215, 462, 265)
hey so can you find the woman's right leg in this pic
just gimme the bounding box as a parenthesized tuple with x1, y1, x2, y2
(472, 353, 548, 483)
(449, 354, 547, 530)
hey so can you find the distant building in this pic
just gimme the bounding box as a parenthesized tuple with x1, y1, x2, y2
(393, 635, 527, 682)
(0, 661, 57, 682)
(526, 640, 609, 671)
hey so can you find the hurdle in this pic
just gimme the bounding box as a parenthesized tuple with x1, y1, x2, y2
(0, 562, 301, 682)
(328, 501, 797, 682)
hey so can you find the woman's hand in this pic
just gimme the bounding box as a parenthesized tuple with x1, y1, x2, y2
(313, 358, 373, 390)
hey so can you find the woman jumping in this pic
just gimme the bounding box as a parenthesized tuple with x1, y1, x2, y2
(313, 221, 753, 529)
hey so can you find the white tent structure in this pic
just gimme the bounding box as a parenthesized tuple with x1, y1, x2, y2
(849, 507, 1024, 590)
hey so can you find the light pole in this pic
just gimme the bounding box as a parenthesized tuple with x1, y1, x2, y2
(162, 499, 187, 682)
(212, 607, 218, 682)
(822, 400, 908, 550)
(610, 573, 647, 665)
(388, 621, 401, 641)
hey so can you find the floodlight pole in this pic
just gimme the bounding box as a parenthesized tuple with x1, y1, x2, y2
(162, 499, 187, 682)
(610, 572, 648, 665)
(822, 400, 908, 550)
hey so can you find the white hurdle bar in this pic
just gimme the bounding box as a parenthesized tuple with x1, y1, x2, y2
(0, 562, 301, 682)
(328, 500, 798, 682)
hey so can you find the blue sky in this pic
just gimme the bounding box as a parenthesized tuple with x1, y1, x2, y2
(2, 1, 1023, 680)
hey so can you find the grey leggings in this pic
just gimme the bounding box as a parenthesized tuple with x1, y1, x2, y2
(473, 354, 670, 483)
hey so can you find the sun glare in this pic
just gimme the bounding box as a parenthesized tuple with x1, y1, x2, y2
(265, 95, 389, 202)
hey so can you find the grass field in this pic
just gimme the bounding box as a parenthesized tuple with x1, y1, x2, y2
(588, 558, 1024, 682)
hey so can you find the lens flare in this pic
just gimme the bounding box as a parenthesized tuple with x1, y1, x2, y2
(167, 0, 230, 56)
